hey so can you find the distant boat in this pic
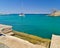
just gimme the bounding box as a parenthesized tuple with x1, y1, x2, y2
(19, 13, 25, 16)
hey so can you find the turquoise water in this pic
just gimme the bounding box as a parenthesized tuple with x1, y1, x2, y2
(0, 14, 60, 39)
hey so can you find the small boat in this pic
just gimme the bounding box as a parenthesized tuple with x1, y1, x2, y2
(19, 13, 25, 16)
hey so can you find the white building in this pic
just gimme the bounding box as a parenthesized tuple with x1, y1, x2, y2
(0, 24, 14, 35)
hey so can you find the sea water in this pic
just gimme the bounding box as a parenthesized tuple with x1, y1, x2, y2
(0, 14, 60, 39)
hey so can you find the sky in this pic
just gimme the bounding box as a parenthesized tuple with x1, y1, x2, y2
(0, 0, 60, 14)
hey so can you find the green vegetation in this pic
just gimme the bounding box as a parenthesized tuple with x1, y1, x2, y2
(13, 31, 51, 48)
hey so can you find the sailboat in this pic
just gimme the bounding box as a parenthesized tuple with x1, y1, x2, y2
(19, 13, 25, 16)
(19, 0, 25, 16)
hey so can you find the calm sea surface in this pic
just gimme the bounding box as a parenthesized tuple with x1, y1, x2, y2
(0, 14, 60, 39)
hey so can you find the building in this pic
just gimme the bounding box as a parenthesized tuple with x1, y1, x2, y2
(0, 24, 14, 35)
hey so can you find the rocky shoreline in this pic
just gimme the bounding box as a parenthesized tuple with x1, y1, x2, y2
(0, 31, 50, 48)
(49, 10, 60, 16)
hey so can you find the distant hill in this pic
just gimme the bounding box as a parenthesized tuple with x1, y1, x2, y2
(49, 10, 60, 16)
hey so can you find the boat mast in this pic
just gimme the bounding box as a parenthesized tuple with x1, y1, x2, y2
(21, 0, 24, 13)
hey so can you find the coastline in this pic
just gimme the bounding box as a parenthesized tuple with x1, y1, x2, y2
(0, 30, 50, 48)
(12, 31, 50, 48)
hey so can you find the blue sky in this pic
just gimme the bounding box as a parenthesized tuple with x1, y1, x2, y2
(0, 0, 60, 14)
